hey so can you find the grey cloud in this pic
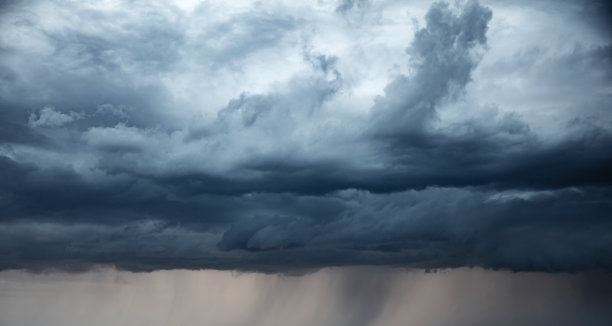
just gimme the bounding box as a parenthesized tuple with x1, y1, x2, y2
(372, 0, 492, 133)
(480, 42, 612, 95)
(304, 51, 340, 76)
(0, 101, 49, 145)
(194, 12, 297, 66)
(217, 215, 317, 251)
(28, 106, 80, 128)
(0, 0, 611, 273)
(0, 1, 297, 134)
(336, 0, 369, 14)
(192, 53, 341, 137)
(1, 186, 611, 272)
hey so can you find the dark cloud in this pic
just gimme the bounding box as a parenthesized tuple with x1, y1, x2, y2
(1, 186, 611, 272)
(0, 0, 611, 273)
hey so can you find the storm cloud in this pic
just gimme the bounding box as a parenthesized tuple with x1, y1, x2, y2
(0, 0, 611, 273)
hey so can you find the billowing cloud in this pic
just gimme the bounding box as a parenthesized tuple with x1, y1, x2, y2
(0, 0, 611, 273)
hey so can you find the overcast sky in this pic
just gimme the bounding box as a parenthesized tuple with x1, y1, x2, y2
(1, 0, 612, 325)
(1, 0, 611, 272)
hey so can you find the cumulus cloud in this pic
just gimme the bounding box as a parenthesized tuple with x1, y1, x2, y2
(28, 107, 80, 128)
(372, 0, 491, 132)
(0, 0, 611, 273)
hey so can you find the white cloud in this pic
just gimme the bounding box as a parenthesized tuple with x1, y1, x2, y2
(28, 106, 80, 128)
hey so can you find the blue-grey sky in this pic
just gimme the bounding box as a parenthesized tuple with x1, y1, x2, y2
(0, 0, 611, 274)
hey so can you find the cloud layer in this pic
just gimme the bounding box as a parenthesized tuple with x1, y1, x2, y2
(0, 0, 611, 272)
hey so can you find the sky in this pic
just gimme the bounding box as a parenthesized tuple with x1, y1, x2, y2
(0, 0, 611, 324)
(2, 267, 612, 326)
